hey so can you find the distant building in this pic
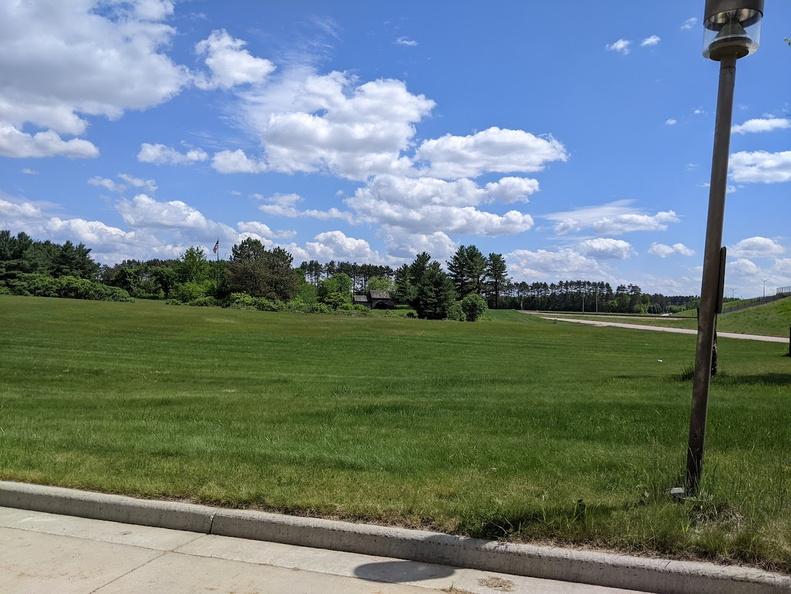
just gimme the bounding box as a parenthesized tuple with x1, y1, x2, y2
(353, 290, 395, 309)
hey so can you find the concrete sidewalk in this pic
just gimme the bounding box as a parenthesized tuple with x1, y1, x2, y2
(1, 482, 789, 593)
(0, 506, 639, 594)
(535, 314, 789, 343)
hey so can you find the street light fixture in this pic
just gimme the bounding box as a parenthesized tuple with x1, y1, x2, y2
(686, 0, 764, 496)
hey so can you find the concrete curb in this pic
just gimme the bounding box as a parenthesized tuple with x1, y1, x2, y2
(1, 481, 789, 594)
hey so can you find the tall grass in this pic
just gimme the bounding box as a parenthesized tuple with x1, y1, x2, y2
(0, 296, 789, 572)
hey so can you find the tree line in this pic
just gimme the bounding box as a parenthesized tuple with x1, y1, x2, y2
(1, 230, 698, 316)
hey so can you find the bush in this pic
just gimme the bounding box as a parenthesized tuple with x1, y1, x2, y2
(188, 296, 220, 307)
(171, 281, 213, 304)
(1, 273, 133, 302)
(461, 293, 488, 322)
(447, 301, 465, 322)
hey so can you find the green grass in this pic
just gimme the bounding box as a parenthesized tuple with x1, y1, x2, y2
(547, 297, 791, 338)
(1, 296, 790, 572)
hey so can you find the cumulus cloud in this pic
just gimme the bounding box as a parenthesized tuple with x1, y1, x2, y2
(592, 212, 678, 235)
(256, 193, 356, 223)
(507, 248, 607, 282)
(347, 175, 534, 236)
(212, 149, 268, 173)
(648, 242, 695, 258)
(138, 143, 209, 165)
(305, 231, 384, 263)
(729, 236, 785, 259)
(727, 257, 762, 277)
(606, 39, 631, 55)
(415, 127, 568, 180)
(484, 177, 540, 203)
(88, 176, 124, 193)
(641, 35, 661, 47)
(0, 198, 44, 219)
(117, 194, 218, 230)
(234, 71, 434, 180)
(578, 238, 635, 260)
(732, 118, 791, 135)
(194, 29, 276, 90)
(379, 228, 456, 261)
(545, 200, 679, 235)
(0, 0, 188, 157)
(730, 151, 791, 183)
(236, 220, 295, 241)
(0, 124, 99, 158)
(118, 173, 158, 193)
(665, 119, 677, 126)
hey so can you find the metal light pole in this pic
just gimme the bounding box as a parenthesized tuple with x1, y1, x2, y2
(686, 0, 764, 496)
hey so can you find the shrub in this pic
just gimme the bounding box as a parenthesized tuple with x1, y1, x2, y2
(447, 301, 465, 322)
(171, 281, 213, 304)
(461, 293, 488, 322)
(188, 296, 220, 307)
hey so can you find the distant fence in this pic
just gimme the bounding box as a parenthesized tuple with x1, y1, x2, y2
(721, 291, 790, 314)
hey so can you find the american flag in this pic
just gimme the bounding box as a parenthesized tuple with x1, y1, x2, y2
(213, 239, 219, 254)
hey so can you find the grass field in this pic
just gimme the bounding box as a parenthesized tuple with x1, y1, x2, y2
(1, 295, 790, 572)
(541, 297, 791, 338)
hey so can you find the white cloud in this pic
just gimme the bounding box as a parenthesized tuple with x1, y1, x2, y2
(681, 18, 698, 30)
(606, 39, 631, 55)
(545, 200, 679, 235)
(0, 0, 188, 156)
(305, 231, 384, 263)
(236, 71, 434, 180)
(506, 248, 607, 282)
(592, 212, 678, 235)
(0, 123, 98, 158)
(21, 168, 38, 175)
(256, 193, 356, 224)
(0, 198, 44, 219)
(194, 29, 276, 90)
(118, 173, 158, 193)
(729, 237, 785, 259)
(212, 149, 268, 173)
(648, 242, 695, 258)
(236, 220, 295, 241)
(395, 37, 418, 47)
(732, 118, 791, 135)
(347, 175, 534, 236)
(88, 176, 124, 193)
(381, 228, 456, 261)
(728, 257, 762, 278)
(415, 128, 568, 180)
(730, 151, 791, 183)
(665, 119, 677, 126)
(579, 238, 634, 260)
(117, 194, 216, 230)
(641, 36, 661, 47)
(484, 177, 540, 203)
(138, 143, 209, 165)
(88, 173, 157, 194)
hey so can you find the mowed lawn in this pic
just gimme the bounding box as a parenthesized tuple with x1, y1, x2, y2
(0, 296, 789, 572)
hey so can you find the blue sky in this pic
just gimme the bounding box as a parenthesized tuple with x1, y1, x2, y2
(1, 0, 789, 297)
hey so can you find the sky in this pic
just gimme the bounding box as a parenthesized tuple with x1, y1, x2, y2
(1, 0, 790, 297)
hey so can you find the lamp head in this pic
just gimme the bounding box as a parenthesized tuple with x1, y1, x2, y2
(703, 0, 763, 60)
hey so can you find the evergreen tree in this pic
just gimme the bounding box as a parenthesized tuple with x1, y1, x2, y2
(447, 245, 487, 298)
(410, 259, 456, 320)
(484, 253, 509, 309)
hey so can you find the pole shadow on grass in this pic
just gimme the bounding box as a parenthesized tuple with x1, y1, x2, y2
(353, 560, 455, 583)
